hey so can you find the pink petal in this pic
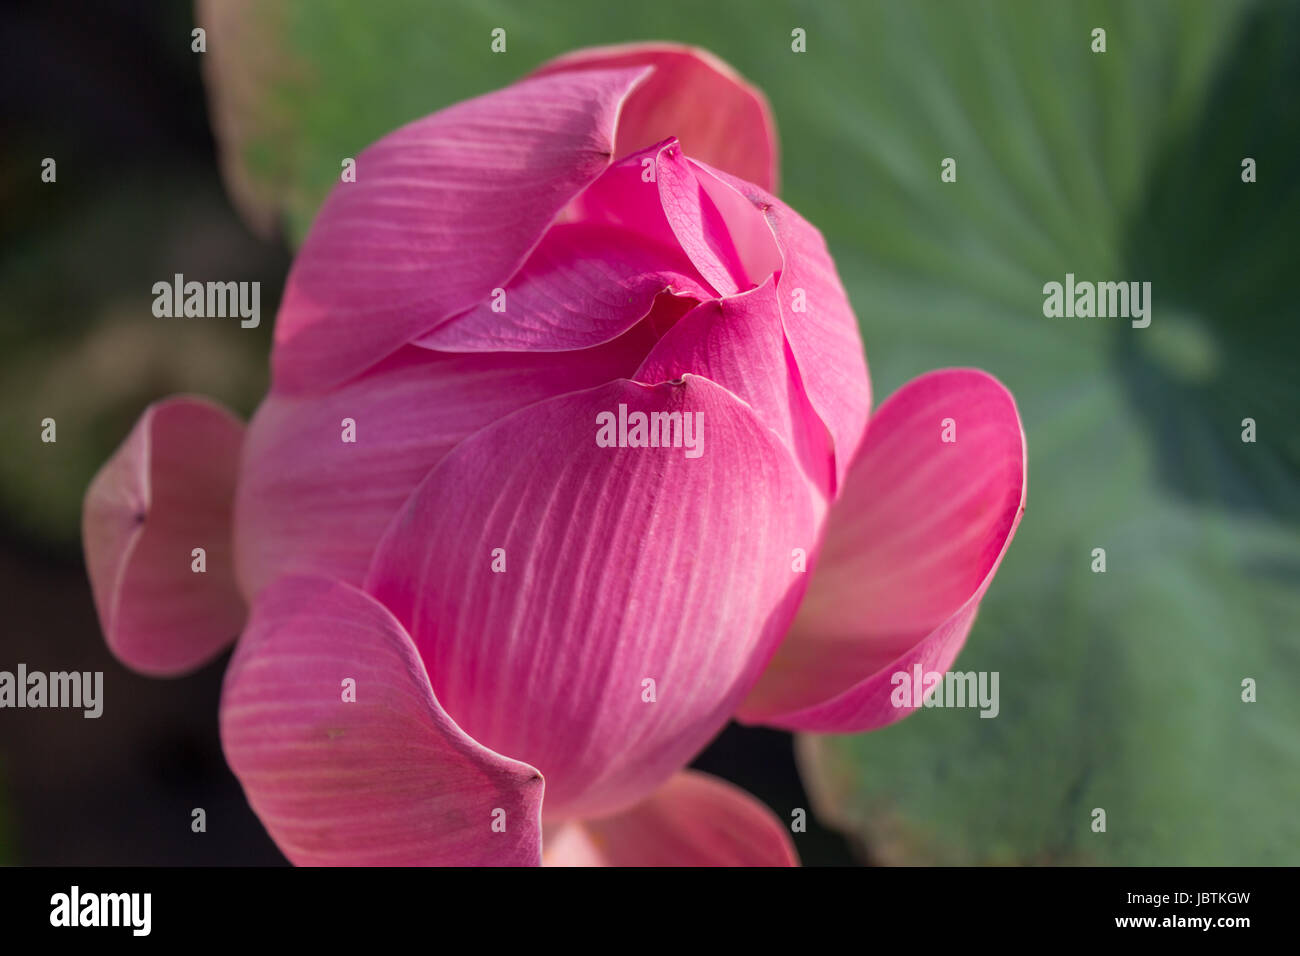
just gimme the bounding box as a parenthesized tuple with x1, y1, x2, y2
(544, 771, 797, 867)
(220, 574, 544, 866)
(414, 219, 710, 352)
(365, 377, 816, 821)
(271, 66, 650, 394)
(82, 396, 245, 676)
(563, 142, 681, 241)
(551, 140, 779, 304)
(688, 158, 786, 290)
(737, 369, 1027, 732)
(235, 329, 657, 597)
(532, 43, 778, 193)
(654, 142, 746, 296)
(636, 276, 834, 502)
(696, 161, 871, 492)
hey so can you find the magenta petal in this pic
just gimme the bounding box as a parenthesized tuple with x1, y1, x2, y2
(696, 161, 871, 491)
(545, 771, 798, 867)
(566, 143, 681, 242)
(365, 377, 815, 821)
(532, 43, 778, 192)
(655, 143, 743, 296)
(654, 142, 782, 296)
(220, 575, 544, 866)
(82, 396, 245, 676)
(563, 140, 779, 300)
(271, 66, 649, 394)
(636, 277, 835, 501)
(235, 330, 657, 597)
(738, 369, 1027, 732)
(414, 220, 709, 352)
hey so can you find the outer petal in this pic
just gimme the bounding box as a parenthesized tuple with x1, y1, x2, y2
(636, 276, 834, 503)
(544, 771, 797, 867)
(698, 161, 871, 492)
(738, 369, 1027, 732)
(414, 220, 709, 352)
(271, 66, 649, 394)
(365, 377, 815, 821)
(235, 328, 657, 598)
(532, 43, 778, 193)
(82, 396, 245, 676)
(220, 575, 544, 866)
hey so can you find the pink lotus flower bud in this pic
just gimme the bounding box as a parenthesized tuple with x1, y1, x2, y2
(83, 44, 1025, 866)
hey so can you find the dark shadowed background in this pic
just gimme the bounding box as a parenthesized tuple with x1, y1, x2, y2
(1, 0, 1296, 865)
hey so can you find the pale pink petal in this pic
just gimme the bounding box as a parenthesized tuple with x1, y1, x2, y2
(235, 328, 657, 598)
(738, 369, 1027, 732)
(82, 396, 245, 676)
(365, 377, 815, 821)
(636, 277, 834, 502)
(414, 220, 709, 352)
(271, 66, 650, 394)
(544, 771, 797, 867)
(689, 158, 786, 289)
(697, 161, 871, 492)
(533, 43, 778, 192)
(220, 575, 544, 866)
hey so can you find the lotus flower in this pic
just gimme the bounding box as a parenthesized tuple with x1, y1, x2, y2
(82, 43, 1026, 866)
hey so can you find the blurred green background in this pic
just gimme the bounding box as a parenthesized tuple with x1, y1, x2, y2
(1, 0, 1297, 864)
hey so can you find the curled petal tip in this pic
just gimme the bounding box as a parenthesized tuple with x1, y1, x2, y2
(740, 368, 1026, 732)
(82, 396, 246, 677)
(221, 575, 545, 866)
